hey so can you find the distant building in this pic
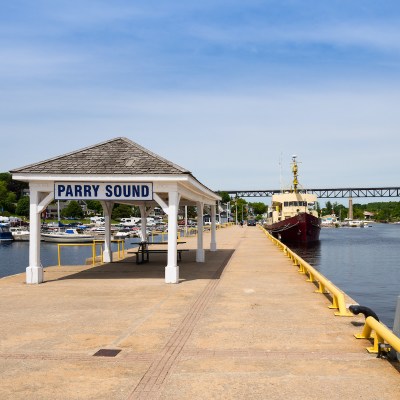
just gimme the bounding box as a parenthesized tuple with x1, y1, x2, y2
(45, 200, 90, 219)
(363, 211, 375, 220)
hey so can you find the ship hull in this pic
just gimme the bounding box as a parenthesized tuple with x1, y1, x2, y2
(0, 233, 14, 242)
(264, 213, 321, 243)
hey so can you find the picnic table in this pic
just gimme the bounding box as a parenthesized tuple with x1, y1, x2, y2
(129, 241, 188, 264)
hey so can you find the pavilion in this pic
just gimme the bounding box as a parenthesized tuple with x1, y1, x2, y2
(10, 137, 221, 284)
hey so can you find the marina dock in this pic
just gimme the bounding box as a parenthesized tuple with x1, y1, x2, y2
(0, 226, 399, 399)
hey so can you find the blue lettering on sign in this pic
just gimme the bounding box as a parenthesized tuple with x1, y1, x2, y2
(114, 185, 122, 197)
(142, 185, 149, 197)
(58, 185, 66, 197)
(123, 185, 131, 197)
(92, 185, 99, 197)
(56, 183, 152, 199)
(84, 185, 91, 197)
(75, 185, 82, 197)
(105, 185, 113, 197)
(66, 186, 73, 197)
(132, 185, 140, 197)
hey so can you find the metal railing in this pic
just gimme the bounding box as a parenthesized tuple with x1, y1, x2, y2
(57, 242, 103, 267)
(57, 239, 126, 266)
(259, 225, 353, 317)
(220, 187, 400, 199)
(147, 223, 235, 241)
(148, 231, 181, 242)
(57, 224, 238, 266)
(93, 239, 125, 260)
(355, 316, 400, 354)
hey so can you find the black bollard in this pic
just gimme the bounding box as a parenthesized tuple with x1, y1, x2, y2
(349, 305, 380, 321)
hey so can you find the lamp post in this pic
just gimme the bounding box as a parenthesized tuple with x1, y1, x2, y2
(226, 202, 230, 223)
(185, 205, 188, 235)
(235, 200, 238, 225)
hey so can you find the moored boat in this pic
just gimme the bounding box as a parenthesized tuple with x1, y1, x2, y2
(0, 223, 14, 242)
(41, 228, 94, 243)
(343, 219, 365, 228)
(264, 156, 321, 243)
(10, 227, 30, 241)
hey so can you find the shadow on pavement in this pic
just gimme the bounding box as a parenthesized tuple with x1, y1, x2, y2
(43, 249, 235, 283)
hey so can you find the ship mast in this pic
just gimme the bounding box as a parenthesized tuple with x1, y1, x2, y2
(291, 155, 299, 193)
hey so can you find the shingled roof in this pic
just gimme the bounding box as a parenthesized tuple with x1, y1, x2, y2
(10, 137, 191, 175)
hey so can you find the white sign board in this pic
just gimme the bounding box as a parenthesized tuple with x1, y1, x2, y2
(54, 182, 153, 201)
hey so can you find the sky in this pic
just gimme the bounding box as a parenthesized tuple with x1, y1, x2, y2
(2, 0, 400, 200)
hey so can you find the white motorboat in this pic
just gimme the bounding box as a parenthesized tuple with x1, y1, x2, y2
(346, 219, 365, 228)
(41, 228, 94, 243)
(114, 230, 131, 238)
(10, 227, 30, 241)
(90, 226, 105, 234)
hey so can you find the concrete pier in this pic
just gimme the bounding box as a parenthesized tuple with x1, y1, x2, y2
(0, 226, 399, 399)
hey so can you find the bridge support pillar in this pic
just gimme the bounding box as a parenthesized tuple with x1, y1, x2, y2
(348, 197, 353, 220)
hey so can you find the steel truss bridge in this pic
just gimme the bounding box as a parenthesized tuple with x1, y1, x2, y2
(220, 187, 400, 199)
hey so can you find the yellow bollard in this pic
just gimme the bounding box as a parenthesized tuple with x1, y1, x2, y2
(355, 316, 400, 354)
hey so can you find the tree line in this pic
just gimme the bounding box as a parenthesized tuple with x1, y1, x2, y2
(2, 174, 399, 222)
(0, 177, 268, 222)
(319, 200, 400, 222)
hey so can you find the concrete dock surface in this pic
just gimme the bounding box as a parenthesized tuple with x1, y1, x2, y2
(0, 225, 399, 400)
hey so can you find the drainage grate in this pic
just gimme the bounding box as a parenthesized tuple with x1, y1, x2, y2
(93, 349, 121, 357)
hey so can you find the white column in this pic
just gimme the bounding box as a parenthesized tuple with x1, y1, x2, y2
(210, 203, 217, 252)
(27, 188, 43, 284)
(139, 205, 147, 242)
(26, 185, 54, 284)
(196, 201, 205, 262)
(101, 201, 113, 263)
(166, 191, 180, 283)
(184, 205, 188, 236)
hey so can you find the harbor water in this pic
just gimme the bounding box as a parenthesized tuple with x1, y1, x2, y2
(0, 238, 143, 280)
(289, 223, 400, 329)
(1, 225, 400, 329)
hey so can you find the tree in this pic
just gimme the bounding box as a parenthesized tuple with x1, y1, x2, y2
(0, 181, 16, 213)
(0, 173, 11, 186)
(186, 206, 197, 219)
(112, 204, 133, 220)
(334, 204, 347, 220)
(0, 181, 9, 211)
(15, 196, 30, 217)
(353, 204, 366, 220)
(61, 201, 84, 219)
(217, 191, 231, 203)
(233, 198, 247, 221)
(324, 201, 333, 215)
(375, 208, 391, 222)
(132, 206, 141, 217)
(332, 202, 347, 220)
(0, 173, 28, 200)
(85, 200, 103, 215)
(249, 202, 267, 216)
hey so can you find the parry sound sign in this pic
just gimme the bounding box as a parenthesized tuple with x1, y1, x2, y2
(55, 182, 153, 201)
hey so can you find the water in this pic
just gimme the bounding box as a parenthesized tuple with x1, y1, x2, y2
(0, 238, 143, 279)
(1, 226, 400, 328)
(289, 223, 400, 329)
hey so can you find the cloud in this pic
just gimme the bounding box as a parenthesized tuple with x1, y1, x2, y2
(2, 1, 400, 192)
(189, 21, 400, 53)
(2, 84, 400, 189)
